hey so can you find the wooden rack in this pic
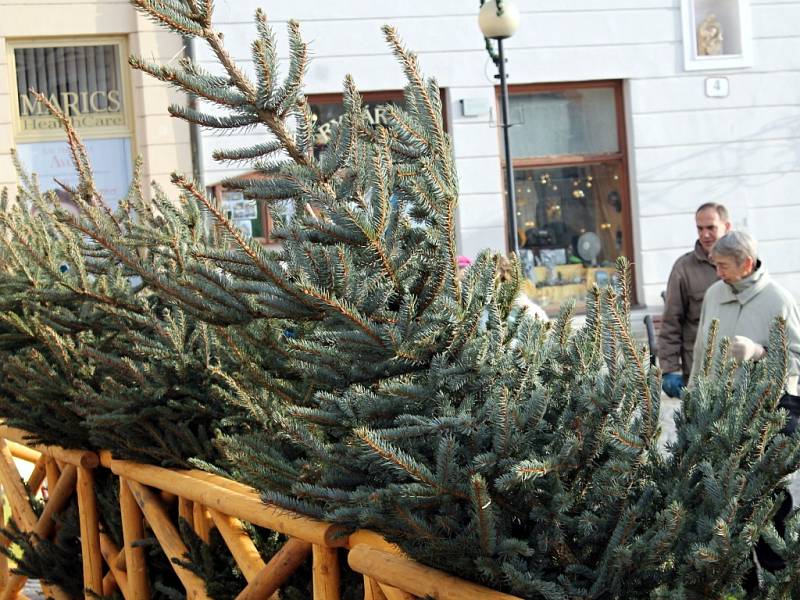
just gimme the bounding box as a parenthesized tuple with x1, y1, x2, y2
(0, 426, 520, 600)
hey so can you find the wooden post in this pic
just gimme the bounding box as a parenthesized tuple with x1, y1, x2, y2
(101, 456, 345, 547)
(179, 497, 194, 530)
(363, 576, 389, 600)
(126, 480, 210, 599)
(120, 477, 150, 600)
(45, 456, 60, 496)
(208, 509, 265, 581)
(0, 442, 75, 600)
(99, 533, 129, 598)
(312, 546, 340, 600)
(26, 455, 47, 495)
(5, 440, 41, 464)
(192, 502, 213, 543)
(77, 466, 103, 598)
(347, 545, 522, 600)
(234, 538, 312, 600)
(376, 583, 415, 600)
(0, 439, 38, 531)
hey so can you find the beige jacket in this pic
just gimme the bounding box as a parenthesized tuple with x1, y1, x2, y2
(691, 266, 800, 395)
(658, 241, 719, 377)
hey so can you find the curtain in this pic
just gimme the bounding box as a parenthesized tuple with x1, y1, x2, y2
(14, 44, 122, 116)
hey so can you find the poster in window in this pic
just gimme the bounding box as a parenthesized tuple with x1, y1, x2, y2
(15, 137, 133, 210)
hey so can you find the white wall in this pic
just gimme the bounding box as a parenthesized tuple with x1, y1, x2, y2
(198, 0, 800, 305)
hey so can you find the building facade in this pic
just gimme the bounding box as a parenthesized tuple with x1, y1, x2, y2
(2, 0, 799, 312)
(0, 0, 191, 209)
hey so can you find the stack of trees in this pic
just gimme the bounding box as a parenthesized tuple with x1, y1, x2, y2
(2, 1, 800, 597)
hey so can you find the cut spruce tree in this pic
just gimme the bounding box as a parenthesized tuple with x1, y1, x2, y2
(1, 1, 800, 598)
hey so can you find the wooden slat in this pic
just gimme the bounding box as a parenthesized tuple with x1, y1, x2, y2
(312, 545, 340, 600)
(0, 426, 98, 468)
(5, 440, 41, 464)
(179, 497, 194, 530)
(235, 538, 311, 600)
(102, 455, 345, 547)
(0, 439, 38, 531)
(377, 582, 415, 600)
(364, 576, 389, 600)
(102, 572, 118, 597)
(192, 503, 213, 543)
(0, 454, 76, 600)
(347, 530, 405, 555)
(77, 466, 103, 597)
(208, 509, 265, 581)
(120, 477, 150, 600)
(126, 480, 210, 600)
(25, 455, 47, 495)
(99, 532, 129, 599)
(45, 456, 60, 498)
(347, 545, 521, 600)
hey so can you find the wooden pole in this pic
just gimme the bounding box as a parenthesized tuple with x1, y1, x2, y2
(120, 477, 150, 600)
(102, 572, 118, 598)
(5, 440, 41, 464)
(347, 545, 522, 600)
(45, 456, 60, 497)
(192, 503, 213, 543)
(234, 538, 311, 600)
(208, 509, 265, 581)
(363, 576, 389, 600)
(0, 464, 77, 600)
(99, 533, 129, 599)
(77, 466, 103, 598)
(376, 583, 415, 600)
(103, 456, 345, 547)
(347, 530, 405, 555)
(0, 439, 38, 531)
(26, 455, 47, 495)
(126, 480, 210, 599)
(179, 497, 194, 530)
(312, 546, 340, 600)
(0, 426, 98, 468)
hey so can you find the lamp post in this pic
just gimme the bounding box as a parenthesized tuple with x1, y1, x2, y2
(479, 0, 520, 256)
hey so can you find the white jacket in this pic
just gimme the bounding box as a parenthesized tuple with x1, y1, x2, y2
(691, 266, 800, 394)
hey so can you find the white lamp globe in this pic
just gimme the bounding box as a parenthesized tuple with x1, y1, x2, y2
(478, 0, 520, 40)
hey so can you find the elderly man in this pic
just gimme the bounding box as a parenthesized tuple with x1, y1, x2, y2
(690, 231, 800, 392)
(659, 203, 732, 397)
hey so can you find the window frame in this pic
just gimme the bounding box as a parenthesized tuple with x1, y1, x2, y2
(7, 36, 135, 143)
(208, 88, 448, 245)
(499, 79, 636, 304)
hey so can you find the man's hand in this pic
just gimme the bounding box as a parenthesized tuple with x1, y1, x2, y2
(730, 335, 766, 362)
(662, 372, 685, 398)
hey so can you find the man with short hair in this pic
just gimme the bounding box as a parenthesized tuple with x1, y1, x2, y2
(658, 203, 732, 397)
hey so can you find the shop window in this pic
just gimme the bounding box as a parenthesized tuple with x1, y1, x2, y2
(505, 81, 632, 314)
(9, 39, 134, 208)
(210, 89, 446, 244)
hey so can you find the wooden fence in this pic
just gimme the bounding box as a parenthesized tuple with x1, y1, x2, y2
(0, 426, 520, 600)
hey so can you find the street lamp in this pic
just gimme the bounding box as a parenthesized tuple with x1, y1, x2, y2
(479, 0, 520, 256)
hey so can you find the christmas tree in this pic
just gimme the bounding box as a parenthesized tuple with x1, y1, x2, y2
(2, 1, 800, 598)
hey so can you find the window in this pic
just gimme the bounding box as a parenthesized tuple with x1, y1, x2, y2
(209, 90, 418, 244)
(504, 81, 633, 313)
(680, 0, 753, 70)
(9, 39, 134, 208)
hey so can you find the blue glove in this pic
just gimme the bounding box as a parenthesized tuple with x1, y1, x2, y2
(662, 372, 686, 398)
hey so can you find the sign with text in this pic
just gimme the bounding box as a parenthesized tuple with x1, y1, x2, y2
(13, 43, 129, 139)
(15, 138, 133, 210)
